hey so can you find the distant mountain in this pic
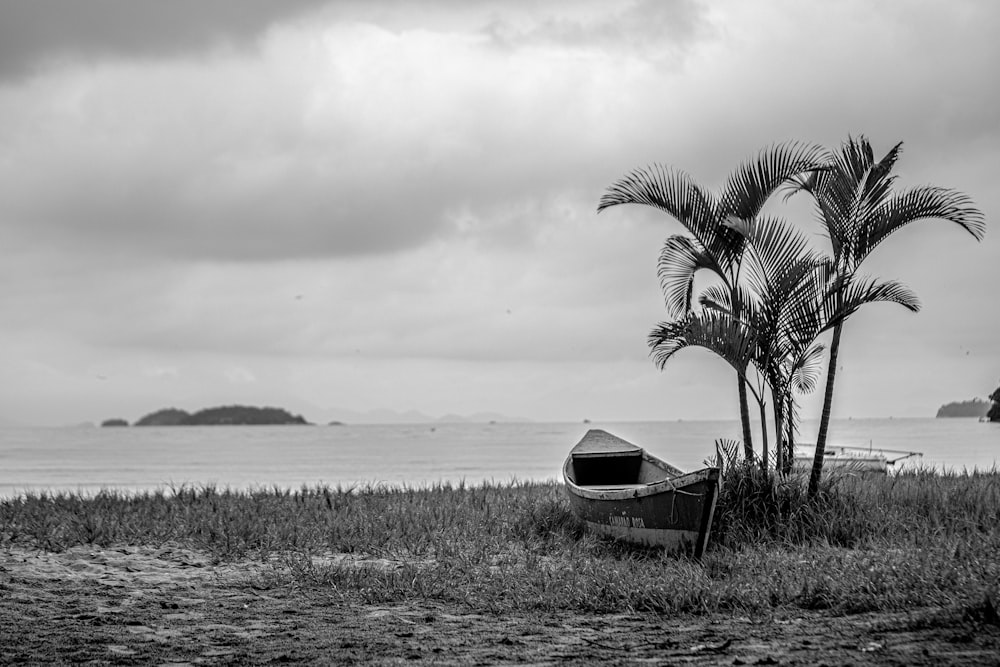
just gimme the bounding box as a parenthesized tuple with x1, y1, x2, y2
(321, 408, 436, 424)
(323, 407, 529, 425)
(135, 405, 310, 426)
(436, 412, 529, 424)
(935, 398, 991, 418)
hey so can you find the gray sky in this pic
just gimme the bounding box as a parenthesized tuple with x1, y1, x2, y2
(1, 0, 996, 427)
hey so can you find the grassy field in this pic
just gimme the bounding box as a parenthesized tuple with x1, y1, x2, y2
(2, 466, 999, 619)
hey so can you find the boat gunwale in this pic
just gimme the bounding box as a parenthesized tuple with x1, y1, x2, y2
(562, 451, 719, 501)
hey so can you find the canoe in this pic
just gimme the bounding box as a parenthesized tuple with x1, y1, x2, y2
(562, 429, 721, 557)
(792, 445, 922, 475)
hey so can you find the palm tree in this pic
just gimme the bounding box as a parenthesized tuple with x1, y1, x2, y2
(699, 215, 918, 470)
(599, 142, 826, 458)
(650, 216, 921, 472)
(786, 137, 986, 496)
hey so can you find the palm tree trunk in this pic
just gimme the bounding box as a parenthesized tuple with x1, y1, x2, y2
(738, 371, 754, 459)
(809, 322, 843, 497)
(772, 398, 784, 472)
(785, 393, 795, 474)
(757, 398, 769, 470)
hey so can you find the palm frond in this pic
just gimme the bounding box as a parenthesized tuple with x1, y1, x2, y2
(780, 168, 822, 202)
(800, 136, 888, 260)
(781, 167, 852, 259)
(870, 140, 903, 181)
(835, 135, 876, 183)
(801, 137, 983, 272)
(697, 283, 732, 314)
(790, 342, 827, 395)
(657, 235, 724, 317)
(777, 263, 836, 352)
(598, 165, 721, 250)
(745, 216, 815, 281)
(858, 141, 902, 208)
(697, 282, 761, 320)
(740, 216, 821, 324)
(718, 141, 827, 221)
(820, 275, 920, 331)
(648, 311, 755, 373)
(852, 186, 987, 264)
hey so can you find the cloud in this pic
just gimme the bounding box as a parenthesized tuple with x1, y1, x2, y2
(0, 14, 677, 263)
(484, 0, 710, 61)
(682, 1, 1000, 161)
(224, 366, 257, 384)
(0, 0, 331, 81)
(0, 0, 997, 426)
(3, 0, 996, 266)
(0, 197, 669, 367)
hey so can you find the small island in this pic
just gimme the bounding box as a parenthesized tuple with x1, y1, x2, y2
(990, 384, 1000, 423)
(935, 398, 992, 418)
(100, 418, 129, 427)
(134, 405, 310, 426)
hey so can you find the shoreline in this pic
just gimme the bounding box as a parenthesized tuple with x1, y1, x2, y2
(3, 456, 1000, 502)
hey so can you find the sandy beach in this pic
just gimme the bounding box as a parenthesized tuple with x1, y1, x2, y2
(3, 543, 998, 665)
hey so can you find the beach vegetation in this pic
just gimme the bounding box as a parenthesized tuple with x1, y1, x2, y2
(2, 470, 998, 618)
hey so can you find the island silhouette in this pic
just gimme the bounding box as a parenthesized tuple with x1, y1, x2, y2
(131, 405, 310, 426)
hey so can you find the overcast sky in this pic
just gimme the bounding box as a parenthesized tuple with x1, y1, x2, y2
(0, 0, 996, 428)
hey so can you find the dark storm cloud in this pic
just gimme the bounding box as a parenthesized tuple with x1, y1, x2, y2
(2, 0, 997, 266)
(1, 159, 457, 261)
(0, 9, 656, 263)
(0, 0, 331, 80)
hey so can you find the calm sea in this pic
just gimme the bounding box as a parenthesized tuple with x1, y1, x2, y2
(0, 418, 997, 498)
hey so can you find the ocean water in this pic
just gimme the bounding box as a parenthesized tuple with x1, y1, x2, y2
(0, 418, 997, 498)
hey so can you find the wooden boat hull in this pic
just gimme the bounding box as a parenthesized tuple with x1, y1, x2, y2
(562, 430, 720, 557)
(792, 455, 887, 474)
(792, 444, 900, 475)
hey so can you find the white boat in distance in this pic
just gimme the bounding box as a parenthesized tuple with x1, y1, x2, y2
(793, 444, 922, 474)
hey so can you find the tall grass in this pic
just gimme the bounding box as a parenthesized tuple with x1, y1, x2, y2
(2, 469, 998, 617)
(0, 481, 575, 558)
(714, 463, 1000, 548)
